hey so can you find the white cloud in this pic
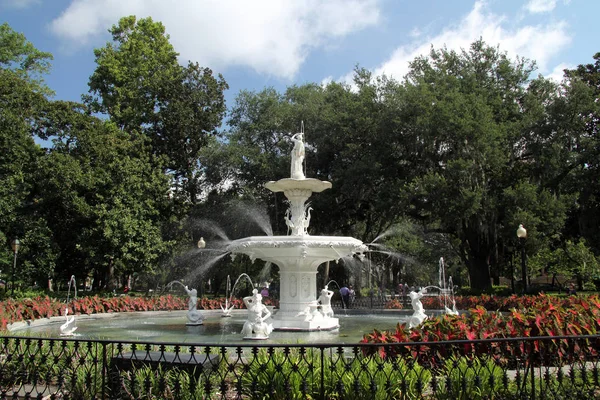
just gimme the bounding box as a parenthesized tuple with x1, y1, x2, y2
(525, 0, 557, 14)
(1, 0, 40, 9)
(546, 62, 573, 82)
(349, 1, 571, 84)
(49, 0, 381, 79)
(320, 76, 333, 87)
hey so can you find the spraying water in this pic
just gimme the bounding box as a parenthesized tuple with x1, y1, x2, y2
(228, 273, 255, 306)
(229, 201, 274, 237)
(60, 275, 78, 336)
(183, 252, 230, 285)
(221, 275, 235, 316)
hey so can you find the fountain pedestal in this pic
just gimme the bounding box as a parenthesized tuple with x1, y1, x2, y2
(228, 235, 365, 331)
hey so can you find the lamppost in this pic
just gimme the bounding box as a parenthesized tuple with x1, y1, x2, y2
(516, 225, 527, 294)
(368, 255, 373, 309)
(10, 238, 20, 296)
(197, 237, 206, 296)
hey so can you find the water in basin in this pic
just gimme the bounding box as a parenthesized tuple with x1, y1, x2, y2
(11, 311, 409, 345)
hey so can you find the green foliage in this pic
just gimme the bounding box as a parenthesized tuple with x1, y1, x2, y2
(240, 348, 431, 399)
(435, 356, 511, 399)
(0, 22, 53, 95)
(32, 107, 171, 282)
(397, 40, 573, 290)
(87, 16, 228, 206)
(120, 365, 214, 399)
(529, 239, 600, 286)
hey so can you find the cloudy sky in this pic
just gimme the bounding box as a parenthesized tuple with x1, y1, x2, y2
(2, 0, 598, 107)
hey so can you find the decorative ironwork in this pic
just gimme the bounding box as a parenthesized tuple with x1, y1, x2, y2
(0, 334, 599, 398)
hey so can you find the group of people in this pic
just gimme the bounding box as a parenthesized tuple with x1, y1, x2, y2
(339, 285, 355, 308)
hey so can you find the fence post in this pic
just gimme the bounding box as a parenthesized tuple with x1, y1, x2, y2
(101, 342, 107, 400)
(320, 347, 325, 400)
(529, 340, 535, 400)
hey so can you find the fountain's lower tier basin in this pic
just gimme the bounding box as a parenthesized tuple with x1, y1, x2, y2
(8, 310, 410, 344)
(273, 315, 339, 331)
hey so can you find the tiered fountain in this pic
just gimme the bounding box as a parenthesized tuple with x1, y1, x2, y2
(226, 130, 368, 331)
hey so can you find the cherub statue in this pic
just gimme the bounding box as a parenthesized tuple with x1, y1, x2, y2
(184, 285, 205, 325)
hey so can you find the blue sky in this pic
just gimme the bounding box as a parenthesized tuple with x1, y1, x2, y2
(2, 0, 599, 109)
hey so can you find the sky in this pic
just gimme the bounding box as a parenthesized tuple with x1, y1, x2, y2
(2, 0, 599, 110)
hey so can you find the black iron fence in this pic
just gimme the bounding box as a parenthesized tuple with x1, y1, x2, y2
(1, 334, 599, 399)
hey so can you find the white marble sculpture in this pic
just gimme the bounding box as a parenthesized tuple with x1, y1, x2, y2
(408, 290, 428, 329)
(318, 287, 334, 318)
(241, 289, 273, 339)
(59, 308, 77, 336)
(290, 132, 305, 179)
(184, 285, 205, 325)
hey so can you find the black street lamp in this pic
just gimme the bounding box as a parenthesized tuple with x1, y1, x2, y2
(197, 237, 206, 296)
(10, 238, 20, 296)
(516, 225, 527, 294)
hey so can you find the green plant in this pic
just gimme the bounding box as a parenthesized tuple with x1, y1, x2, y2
(434, 356, 513, 399)
(239, 347, 432, 399)
(118, 365, 214, 400)
(325, 352, 432, 399)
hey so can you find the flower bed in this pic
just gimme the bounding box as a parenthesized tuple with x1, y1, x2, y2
(0, 295, 279, 330)
(384, 293, 575, 311)
(367, 294, 600, 364)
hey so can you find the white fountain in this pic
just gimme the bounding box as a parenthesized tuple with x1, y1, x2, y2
(60, 275, 78, 336)
(227, 128, 368, 331)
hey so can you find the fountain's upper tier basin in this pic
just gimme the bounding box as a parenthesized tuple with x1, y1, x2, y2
(265, 178, 332, 193)
(226, 236, 368, 265)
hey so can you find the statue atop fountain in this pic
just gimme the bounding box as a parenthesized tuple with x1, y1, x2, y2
(241, 289, 273, 339)
(184, 285, 205, 326)
(291, 132, 305, 180)
(226, 125, 367, 331)
(408, 289, 428, 329)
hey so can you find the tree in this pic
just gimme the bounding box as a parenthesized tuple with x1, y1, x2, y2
(224, 74, 409, 242)
(86, 16, 228, 206)
(396, 41, 572, 290)
(33, 101, 171, 288)
(0, 23, 51, 285)
(561, 53, 600, 255)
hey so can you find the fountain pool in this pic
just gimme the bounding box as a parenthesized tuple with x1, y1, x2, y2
(9, 310, 411, 344)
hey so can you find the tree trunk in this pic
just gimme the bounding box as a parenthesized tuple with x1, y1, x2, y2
(467, 253, 492, 291)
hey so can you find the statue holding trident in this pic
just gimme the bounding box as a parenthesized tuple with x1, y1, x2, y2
(290, 130, 305, 180)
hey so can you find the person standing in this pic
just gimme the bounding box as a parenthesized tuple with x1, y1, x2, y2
(340, 285, 350, 309)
